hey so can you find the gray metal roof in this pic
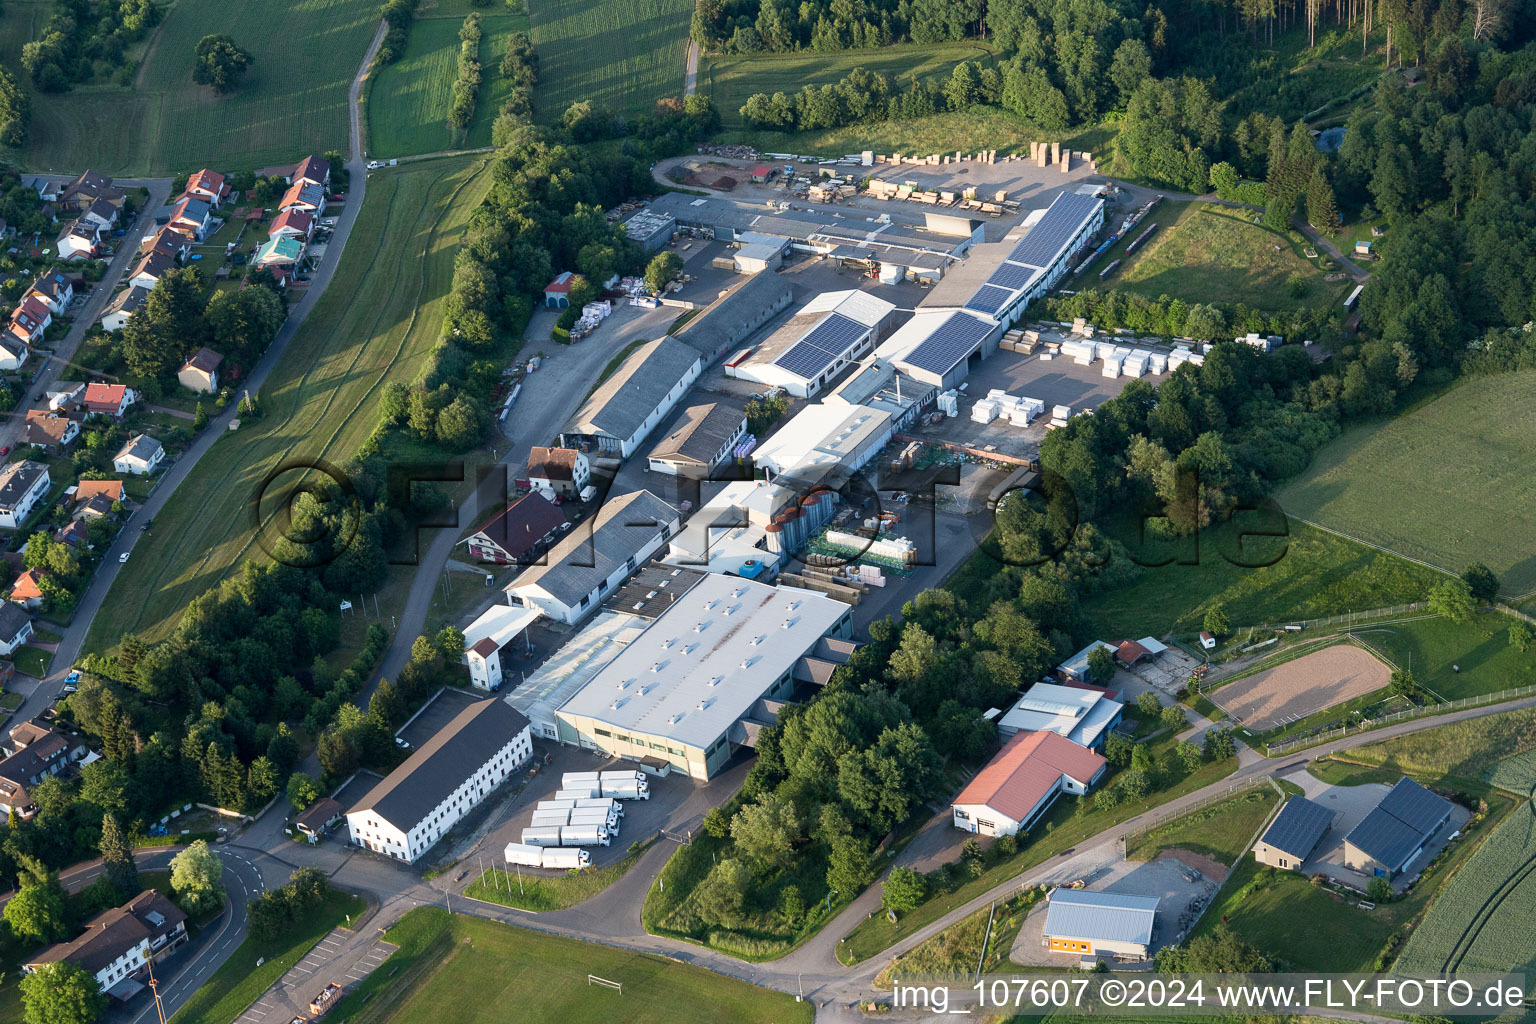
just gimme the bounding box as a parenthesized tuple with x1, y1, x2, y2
(346, 697, 529, 831)
(566, 337, 700, 442)
(648, 400, 745, 465)
(0, 461, 47, 510)
(1042, 890, 1159, 945)
(508, 489, 678, 607)
(1259, 795, 1334, 859)
(673, 271, 794, 359)
(1345, 777, 1453, 869)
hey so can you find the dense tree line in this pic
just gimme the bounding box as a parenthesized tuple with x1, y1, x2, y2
(447, 13, 483, 134)
(110, 267, 285, 385)
(0, 68, 29, 147)
(19, 0, 160, 92)
(376, 0, 422, 67)
(496, 31, 538, 122)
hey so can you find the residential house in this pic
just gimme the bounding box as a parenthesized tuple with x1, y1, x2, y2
(0, 602, 32, 656)
(177, 348, 222, 393)
(253, 236, 304, 270)
(21, 409, 80, 450)
(167, 197, 213, 241)
(0, 336, 25, 372)
(30, 272, 75, 313)
(7, 295, 51, 344)
(73, 494, 117, 522)
(290, 155, 330, 189)
(82, 198, 119, 232)
(99, 285, 151, 332)
(278, 181, 325, 216)
(543, 271, 575, 308)
(525, 446, 589, 499)
(462, 492, 566, 565)
(951, 730, 1107, 838)
(0, 461, 51, 529)
(139, 227, 190, 261)
(58, 170, 123, 213)
(268, 208, 314, 241)
(113, 434, 164, 476)
(73, 480, 125, 504)
(23, 890, 188, 997)
(82, 383, 136, 419)
(0, 719, 69, 817)
(8, 570, 45, 609)
(55, 520, 91, 551)
(184, 168, 230, 207)
(56, 218, 103, 260)
(127, 250, 175, 291)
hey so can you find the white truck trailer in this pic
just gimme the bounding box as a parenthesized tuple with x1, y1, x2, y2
(576, 797, 623, 818)
(530, 809, 570, 828)
(569, 807, 618, 832)
(556, 787, 599, 800)
(562, 771, 603, 789)
(601, 778, 650, 800)
(559, 824, 611, 847)
(539, 846, 592, 869)
(521, 826, 563, 847)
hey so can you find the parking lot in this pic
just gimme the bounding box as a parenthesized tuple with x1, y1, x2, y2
(232, 927, 393, 1024)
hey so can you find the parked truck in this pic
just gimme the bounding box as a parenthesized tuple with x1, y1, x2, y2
(538, 799, 577, 810)
(559, 824, 611, 846)
(599, 770, 645, 783)
(576, 797, 623, 818)
(556, 787, 599, 800)
(521, 826, 563, 847)
(505, 842, 592, 869)
(568, 808, 618, 832)
(600, 778, 650, 800)
(561, 771, 603, 789)
(503, 842, 546, 868)
(530, 809, 570, 828)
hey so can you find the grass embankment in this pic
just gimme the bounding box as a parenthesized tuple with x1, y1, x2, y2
(367, 11, 530, 157)
(169, 889, 366, 1024)
(527, 0, 692, 122)
(1277, 371, 1536, 595)
(719, 109, 1115, 162)
(2, 0, 380, 174)
(327, 907, 810, 1024)
(1077, 514, 1443, 641)
(465, 846, 647, 912)
(1125, 787, 1280, 865)
(1312, 707, 1536, 785)
(705, 42, 995, 127)
(1093, 202, 1349, 311)
(838, 738, 1240, 964)
(875, 890, 1039, 986)
(85, 155, 493, 655)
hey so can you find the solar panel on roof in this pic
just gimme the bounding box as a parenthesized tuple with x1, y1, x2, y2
(986, 262, 1039, 291)
(771, 312, 869, 380)
(964, 284, 1014, 316)
(1008, 192, 1103, 269)
(773, 340, 840, 379)
(902, 313, 994, 376)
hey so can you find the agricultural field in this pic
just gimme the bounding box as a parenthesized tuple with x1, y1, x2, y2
(84, 155, 493, 653)
(1277, 372, 1536, 596)
(1395, 800, 1536, 978)
(527, 0, 692, 122)
(1094, 202, 1348, 311)
(367, 11, 530, 157)
(1077, 514, 1443, 641)
(330, 908, 810, 1024)
(1125, 787, 1280, 866)
(1321, 707, 1536, 784)
(705, 42, 996, 127)
(1487, 749, 1536, 795)
(3, 0, 380, 175)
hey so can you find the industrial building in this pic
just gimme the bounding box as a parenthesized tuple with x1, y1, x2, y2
(461, 491, 567, 565)
(822, 359, 938, 428)
(727, 231, 790, 274)
(874, 308, 1000, 390)
(646, 400, 747, 479)
(1343, 777, 1455, 880)
(621, 208, 677, 253)
(462, 604, 542, 691)
(345, 698, 532, 864)
(1041, 889, 1160, 959)
(504, 489, 681, 625)
(552, 574, 854, 779)
(559, 337, 702, 459)
(1254, 795, 1335, 871)
(673, 272, 795, 364)
(662, 478, 836, 577)
(952, 730, 1106, 838)
(751, 402, 893, 480)
(1054, 641, 1119, 684)
(729, 290, 898, 398)
(996, 682, 1124, 750)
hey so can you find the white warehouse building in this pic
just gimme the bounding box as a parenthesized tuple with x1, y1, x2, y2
(730, 289, 897, 398)
(345, 698, 532, 864)
(558, 336, 702, 459)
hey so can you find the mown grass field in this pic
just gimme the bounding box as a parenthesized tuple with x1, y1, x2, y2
(1350, 610, 1536, 701)
(464, 846, 646, 911)
(719, 108, 1116, 161)
(1077, 514, 1443, 640)
(1394, 800, 1536, 978)
(527, 0, 692, 122)
(328, 908, 810, 1024)
(366, 11, 530, 157)
(1126, 787, 1279, 865)
(84, 156, 492, 653)
(1277, 372, 1536, 596)
(1096, 202, 1347, 311)
(3, 0, 380, 175)
(705, 42, 995, 127)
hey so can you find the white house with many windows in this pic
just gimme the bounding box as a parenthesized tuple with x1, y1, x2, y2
(23, 890, 187, 998)
(345, 698, 531, 864)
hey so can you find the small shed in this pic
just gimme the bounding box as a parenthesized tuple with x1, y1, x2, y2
(294, 798, 344, 842)
(544, 271, 575, 309)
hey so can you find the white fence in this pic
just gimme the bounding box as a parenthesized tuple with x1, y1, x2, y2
(1118, 776, 1276, 857)
(1265, 684, 1536, 756)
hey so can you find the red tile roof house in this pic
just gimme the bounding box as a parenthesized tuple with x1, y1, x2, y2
(139, 226, 191, 261)
(167, 196, 214, 241)
(8, 295, 51, 344)
(184, 168, 231, 207)
(268, 208, 314, 241)
(462, 492, 566, 564)
(82, 383, 136, 419)
(951, 731, 1107, 838)
(278, 181, 326, 216)
(9, 569, 45, 610)
(290, 155, 331, 189)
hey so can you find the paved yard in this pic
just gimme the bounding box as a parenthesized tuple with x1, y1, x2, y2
(232, 927, 394, 1024)
(1290, 775, 1472, 893)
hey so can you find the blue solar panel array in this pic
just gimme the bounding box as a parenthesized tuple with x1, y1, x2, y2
(903, 312, 994, 376)
(985, 262, 1038, 291)
(1007, 192, 1103, 269)
(772, 313, 868, 380)
(964, 284, 1015, 316)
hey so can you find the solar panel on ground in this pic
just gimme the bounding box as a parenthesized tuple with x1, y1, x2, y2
(1008, 192, 1102, 269)
(986, 262, 1039, 291)
(964, 284, 1015, 316)
(902, 313, 994, 376)
(772, 313, 867, 380)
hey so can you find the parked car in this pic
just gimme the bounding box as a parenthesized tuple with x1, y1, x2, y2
(189, 253, 203, 261)
(0, 446, 10, 457)
(118, 552, 129, 563)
